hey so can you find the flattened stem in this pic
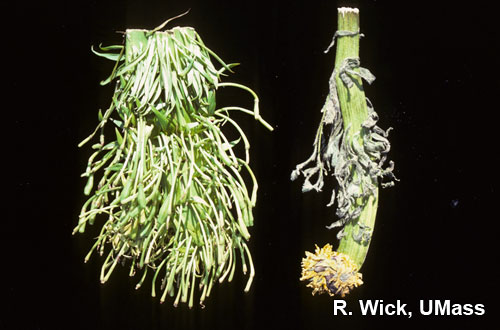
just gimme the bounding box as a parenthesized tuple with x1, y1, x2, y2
(337, 191, 378, 268)
(333, 7, 378, 268)
(126, 29, 148, 64)
(333, 8, 368, 133)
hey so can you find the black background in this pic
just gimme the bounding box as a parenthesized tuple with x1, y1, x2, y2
(4, 0, 498, 329)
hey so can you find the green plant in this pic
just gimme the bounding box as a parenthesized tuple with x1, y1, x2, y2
(292, 7, 396, 297)
(75, 13, 273, 308)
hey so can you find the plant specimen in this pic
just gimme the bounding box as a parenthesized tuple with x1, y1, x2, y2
(74, 12, 273, 308)
(291, 7, 396, 297)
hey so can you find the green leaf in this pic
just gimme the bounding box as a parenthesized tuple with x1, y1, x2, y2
(91, 45, 123, 62)
(151, 105, 168, 131)
(110, 118, 123, 128)
(173, 28, 186, 47)
(185, 122, 199, 130)
(221, 137, 241, 151)
(98, 44, 124, 51)
(190, 195, 209, 207)
(138, 184, 147, 209)
(84, 174, 94, 195)
(106, 163, 123, 172)
(179, 55, 195, 76)
(115, 127, 123, 145)
(100, 42, 150, 85)
(207, 90, 216, 114)
(185, 207, 203, 246)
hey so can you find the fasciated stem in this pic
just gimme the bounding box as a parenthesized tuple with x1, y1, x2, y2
(77, 17, 273, 308)
(296, 7, 396, 297)
(333, 7, 377, 268)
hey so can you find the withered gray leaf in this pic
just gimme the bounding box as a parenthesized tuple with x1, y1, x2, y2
(291, 47, 396, 242)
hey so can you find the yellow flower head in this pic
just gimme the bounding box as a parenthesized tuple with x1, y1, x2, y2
(300, 244, 363, 297)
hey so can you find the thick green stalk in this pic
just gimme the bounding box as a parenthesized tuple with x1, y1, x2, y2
(298, 7, 395, 297)
(334, 8, 377, 268)
(333, 9, 367, 133)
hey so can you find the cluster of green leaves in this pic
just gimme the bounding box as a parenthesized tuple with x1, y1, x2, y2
(75, 26, 272, 308)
